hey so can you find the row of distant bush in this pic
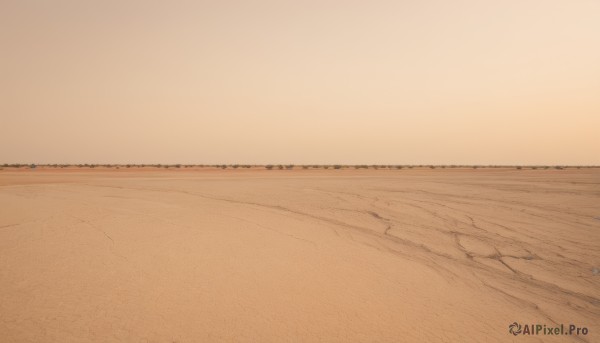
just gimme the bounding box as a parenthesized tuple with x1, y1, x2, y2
(1, 163, 596, 170)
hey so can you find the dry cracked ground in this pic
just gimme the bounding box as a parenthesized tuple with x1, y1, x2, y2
(0, 168, 599, 342)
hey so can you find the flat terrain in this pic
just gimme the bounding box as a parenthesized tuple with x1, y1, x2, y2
(1, 168, 599, 342)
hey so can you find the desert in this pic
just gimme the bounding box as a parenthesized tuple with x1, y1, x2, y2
(3, 0, 600, 341)
(1, 167, 598, 342)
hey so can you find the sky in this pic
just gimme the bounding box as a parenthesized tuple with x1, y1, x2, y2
(1, 0, 599, 165)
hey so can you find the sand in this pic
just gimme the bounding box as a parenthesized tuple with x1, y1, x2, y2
(1, 168, 599, 342)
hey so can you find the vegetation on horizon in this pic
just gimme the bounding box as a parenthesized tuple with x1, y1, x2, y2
(1, 163, 597, 170)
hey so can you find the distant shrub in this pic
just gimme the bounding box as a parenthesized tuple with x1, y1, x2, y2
(266, 165, 274, 170)
(516, 166, 522, 170)
(233, 164, 239, 169)
(285, 164, 294, 170)
(430, 166, 435, 169)
(555, 166, 563, 170)
(333, 165, 342, 169)
(278, 165, 284, 170)
(302, 165, 309, 169)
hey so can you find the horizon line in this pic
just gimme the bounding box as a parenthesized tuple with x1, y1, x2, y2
(2, 163, 599, 168)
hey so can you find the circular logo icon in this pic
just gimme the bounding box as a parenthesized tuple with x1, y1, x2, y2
(509, 322, 522, 336)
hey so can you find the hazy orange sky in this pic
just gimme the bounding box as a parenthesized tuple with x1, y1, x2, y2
(1, 0, 599, 165)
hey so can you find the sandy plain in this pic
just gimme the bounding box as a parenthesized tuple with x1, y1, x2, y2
(0, 168, 599, 342)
